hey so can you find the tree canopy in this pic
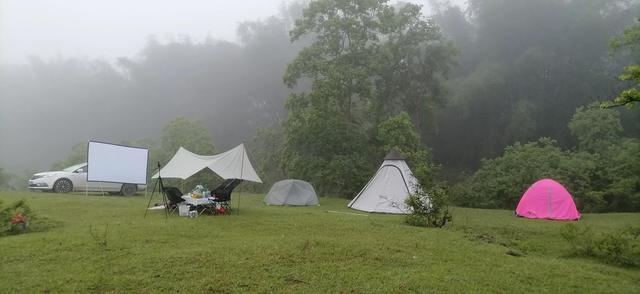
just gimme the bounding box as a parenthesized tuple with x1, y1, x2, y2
(452, 105, 639, 212)
(281, 0, 453, 195)
(430, 0, 639, 172)
(606, 18, 640, 107)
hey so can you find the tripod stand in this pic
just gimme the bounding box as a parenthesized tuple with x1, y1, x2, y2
(144, 162, 169, 219)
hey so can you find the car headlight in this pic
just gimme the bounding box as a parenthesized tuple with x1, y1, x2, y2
(30, 174, 53, 180)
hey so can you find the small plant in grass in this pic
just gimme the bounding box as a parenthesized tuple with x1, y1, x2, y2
(561, 224, 640, 267)
(597, 226, 640, 266)
(405, 185, 452, 228)
(560, 224, 596, 256)
(0, 200, 33, 235)
(0, 200, 54, 237)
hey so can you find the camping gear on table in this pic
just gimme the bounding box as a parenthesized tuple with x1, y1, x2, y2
(190, 184, 207, 199)
(178, 180, 242, 215)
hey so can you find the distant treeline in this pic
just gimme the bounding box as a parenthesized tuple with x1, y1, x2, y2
(1, 0, 639, 211)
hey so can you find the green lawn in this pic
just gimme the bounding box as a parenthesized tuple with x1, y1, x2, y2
(0, 191, 638, 293)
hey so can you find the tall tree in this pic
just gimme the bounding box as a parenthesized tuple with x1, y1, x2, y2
(157, 117, 218, 189)
(159, 116, 216, 159)
(569, 102, 623, 152)
(283, 0, 453, 195)
(606, 18, 640, 107)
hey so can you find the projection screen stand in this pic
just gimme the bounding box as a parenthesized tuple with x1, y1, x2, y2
(144, 162, 169, 219)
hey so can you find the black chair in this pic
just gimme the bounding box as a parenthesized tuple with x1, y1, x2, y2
(210, 179, 243, 212)
(163, 187, 186, 214)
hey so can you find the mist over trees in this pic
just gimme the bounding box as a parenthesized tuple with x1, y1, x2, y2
(0, 3, 306, 172)
(1, 0, 638, 211)
(430, 0, 640, 175)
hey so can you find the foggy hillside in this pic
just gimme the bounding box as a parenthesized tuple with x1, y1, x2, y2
(0, 3, 306, 171)
(1, 0, 639, 190)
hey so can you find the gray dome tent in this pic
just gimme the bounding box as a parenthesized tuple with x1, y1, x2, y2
(264, 179, 319, 206)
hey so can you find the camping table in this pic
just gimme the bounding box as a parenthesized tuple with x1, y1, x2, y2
(181, 195, 215, 215)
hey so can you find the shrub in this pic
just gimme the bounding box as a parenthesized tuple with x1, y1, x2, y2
(597, 227, 640, 266)
(451, 136, 640, 212)
(450, 138, 566, 209)
(0, 200, 34, 236)
(560, 223, 597, 256)
(561, 224, 640, 267)
(405, 186, 452, 228)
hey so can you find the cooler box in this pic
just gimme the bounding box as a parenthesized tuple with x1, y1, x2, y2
(178, 204, 190, 216)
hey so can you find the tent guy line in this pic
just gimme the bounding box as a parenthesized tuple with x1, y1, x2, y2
(326, 210, 369, 217)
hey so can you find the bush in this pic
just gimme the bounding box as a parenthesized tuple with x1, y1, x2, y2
(560, 223, 597, 256)
(450, 138, 566, 209)
(451, 103, 639, 213)
(451, 136, 640, 212)
(561, 224, 640, 267)
(0, 200, 34, 236)
(405, 186, 452, 228)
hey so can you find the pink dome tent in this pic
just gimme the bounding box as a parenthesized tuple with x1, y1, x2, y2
(515, 179, 580, 221)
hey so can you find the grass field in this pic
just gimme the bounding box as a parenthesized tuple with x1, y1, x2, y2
(1, 191, 639, 293)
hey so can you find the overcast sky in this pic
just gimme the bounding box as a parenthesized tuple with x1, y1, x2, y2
(0, 0, 466, 65)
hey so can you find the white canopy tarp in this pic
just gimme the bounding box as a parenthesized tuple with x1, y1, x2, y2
(152, 143, 262, 183)
(348, 150, 421, 214)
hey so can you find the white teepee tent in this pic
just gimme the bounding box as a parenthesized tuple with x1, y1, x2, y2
(347, 149, 420, 214)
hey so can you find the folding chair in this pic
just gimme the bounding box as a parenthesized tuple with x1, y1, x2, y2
(163, 187, 187, 215)
(210, 179, 243, 213)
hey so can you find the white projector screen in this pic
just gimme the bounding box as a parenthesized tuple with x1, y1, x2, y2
(87, 141, 149, 184)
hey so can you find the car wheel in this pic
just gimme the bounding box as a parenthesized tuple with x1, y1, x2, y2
(121, 184, 137, 196)
(53, 178, 73, 193)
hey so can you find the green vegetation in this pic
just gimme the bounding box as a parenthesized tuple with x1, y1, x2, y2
(280, 0, 453, 196)
(1, 2, 639, 290)
(3, 1, 640, 201)
(452, 104, 640, 212)
(561, 224, 640, 267)
(0, 200, 33, 236)
(377, 112, 438, 188)
(569, 103, 624, 153)
(0, 191, 639, 293)
(0, 199, 53, 237)
(429, 0, 639, 170)
(607, 18, 640, 108)
(405, 186, 451, 228)
(155, 117, 218, 189)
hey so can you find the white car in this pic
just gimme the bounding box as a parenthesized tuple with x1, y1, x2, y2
(28, 163, 145, 196)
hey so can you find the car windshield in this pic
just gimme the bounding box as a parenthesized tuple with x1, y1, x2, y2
(62, 163, 87, 172)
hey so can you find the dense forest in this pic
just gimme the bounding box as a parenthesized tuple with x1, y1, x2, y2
(0, 0, 638, 211)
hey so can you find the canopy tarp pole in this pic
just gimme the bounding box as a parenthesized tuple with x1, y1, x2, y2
(237, 142, 245, 216)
